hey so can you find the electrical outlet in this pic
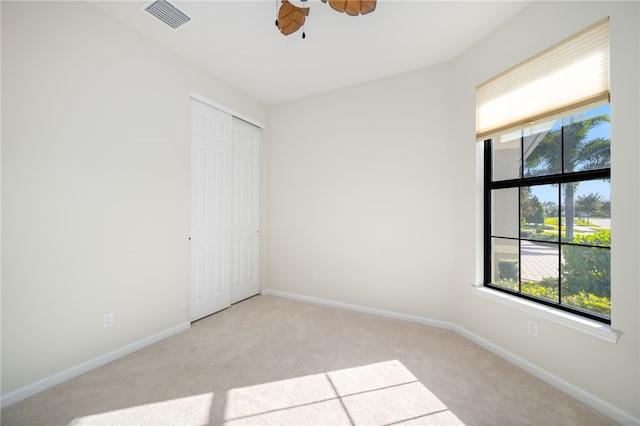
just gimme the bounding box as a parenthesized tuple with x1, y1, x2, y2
(103, 312, 114, 328)
(527, 320, 538, 337)
(312, 272, 319, 283)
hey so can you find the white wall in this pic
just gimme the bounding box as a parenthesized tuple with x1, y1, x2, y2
(1, 1, 267, 396)
(451, 1, 639, 419)
(268, 63, 457, 320)
(268, 1, 639, 421)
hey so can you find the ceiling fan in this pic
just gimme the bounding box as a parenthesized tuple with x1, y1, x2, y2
(276, 0, 377, 38)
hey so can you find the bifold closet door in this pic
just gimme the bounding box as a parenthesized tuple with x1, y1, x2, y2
(190, 99, 232, 321)
(189, 99, 261, 322)
(230, 118, 260, 303)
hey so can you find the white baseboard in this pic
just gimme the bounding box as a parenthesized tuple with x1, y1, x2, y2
(261, 289, 639, 426)
(261, 289, 455, 331)
(1, 322, 191, 409)
(452, 325, 639, 426)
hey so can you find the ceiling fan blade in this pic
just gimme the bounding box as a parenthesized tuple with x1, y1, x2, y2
(321, 0, 376, 16)
(360, 0, 376, 15)
(277, 0, 310, 36)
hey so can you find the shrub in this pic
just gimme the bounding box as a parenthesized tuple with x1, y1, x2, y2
(562, 292, 611, 317)
(522, 280, 557, 301)
(494, 278, 518, 291)
(492, 279, 611, 317)
(535, 233, 558, 242)
(498, 259, 518, 281)
(562, 230, 611, 298)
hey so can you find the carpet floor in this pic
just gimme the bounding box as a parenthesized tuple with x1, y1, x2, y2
(1, 294, 615, 425)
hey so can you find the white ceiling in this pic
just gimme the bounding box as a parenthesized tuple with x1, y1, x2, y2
(91, 0, 531, 105)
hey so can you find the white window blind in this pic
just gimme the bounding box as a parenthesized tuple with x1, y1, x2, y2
(476, 17, 610, 141)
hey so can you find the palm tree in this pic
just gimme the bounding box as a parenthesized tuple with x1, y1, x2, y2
(524, 113, 610, 240)
(575, 193, 605, 224)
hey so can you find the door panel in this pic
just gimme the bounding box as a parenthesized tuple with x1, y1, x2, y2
(231, 118, 260, 303)
(189, 99, 232, 321)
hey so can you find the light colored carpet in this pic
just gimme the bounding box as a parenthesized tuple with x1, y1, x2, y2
(1, 295, 615, 425)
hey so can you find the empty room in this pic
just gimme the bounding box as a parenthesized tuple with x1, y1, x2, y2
(2, 1, 639, 424)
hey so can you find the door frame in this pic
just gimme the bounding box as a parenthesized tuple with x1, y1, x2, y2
(190, 92, 265, 130)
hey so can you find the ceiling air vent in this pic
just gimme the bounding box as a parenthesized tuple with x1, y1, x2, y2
(142, 0, 192, 30)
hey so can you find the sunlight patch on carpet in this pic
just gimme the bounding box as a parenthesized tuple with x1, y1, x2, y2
(224, 360, 464, 425)
(68, 392, 214, 425)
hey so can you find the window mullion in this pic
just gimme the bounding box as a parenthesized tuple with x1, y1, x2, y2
(488, 168, 610, 190)
(519, 135, 524, 294)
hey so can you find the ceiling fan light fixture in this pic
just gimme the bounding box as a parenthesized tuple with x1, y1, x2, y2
(276, 0, 377, 37)
(277, 0, 309, 36)
(323, 0, 376, 16)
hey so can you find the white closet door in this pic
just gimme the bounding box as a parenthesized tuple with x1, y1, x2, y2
(189, 99, 232, 321)
(231, 118, 260, 303)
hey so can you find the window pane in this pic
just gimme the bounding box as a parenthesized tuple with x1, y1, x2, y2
(485, 101, 611, 322)
(561, 180, 610, 245)
(561, 245, 611, 317)
(520, 185, 559, 243)
(492, 136, 520, 181)
(492, 188, 519, 238)
(563, 104, 611, 173)
(523, 119, 561, 178)
(521, 241, 558, 303)
(491, 238, 518, 290)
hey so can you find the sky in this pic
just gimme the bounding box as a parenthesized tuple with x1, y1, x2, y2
(529, 180, 610, 206)
(526, 103, 611, 206)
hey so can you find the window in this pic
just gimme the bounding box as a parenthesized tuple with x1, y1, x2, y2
(484, 105, 611, 323)
(477, 18, 611, 323)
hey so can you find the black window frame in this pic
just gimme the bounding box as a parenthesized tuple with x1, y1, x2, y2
(483, 117, 611, 324)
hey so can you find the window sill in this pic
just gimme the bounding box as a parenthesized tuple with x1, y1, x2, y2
(470, 285, 620, 343)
